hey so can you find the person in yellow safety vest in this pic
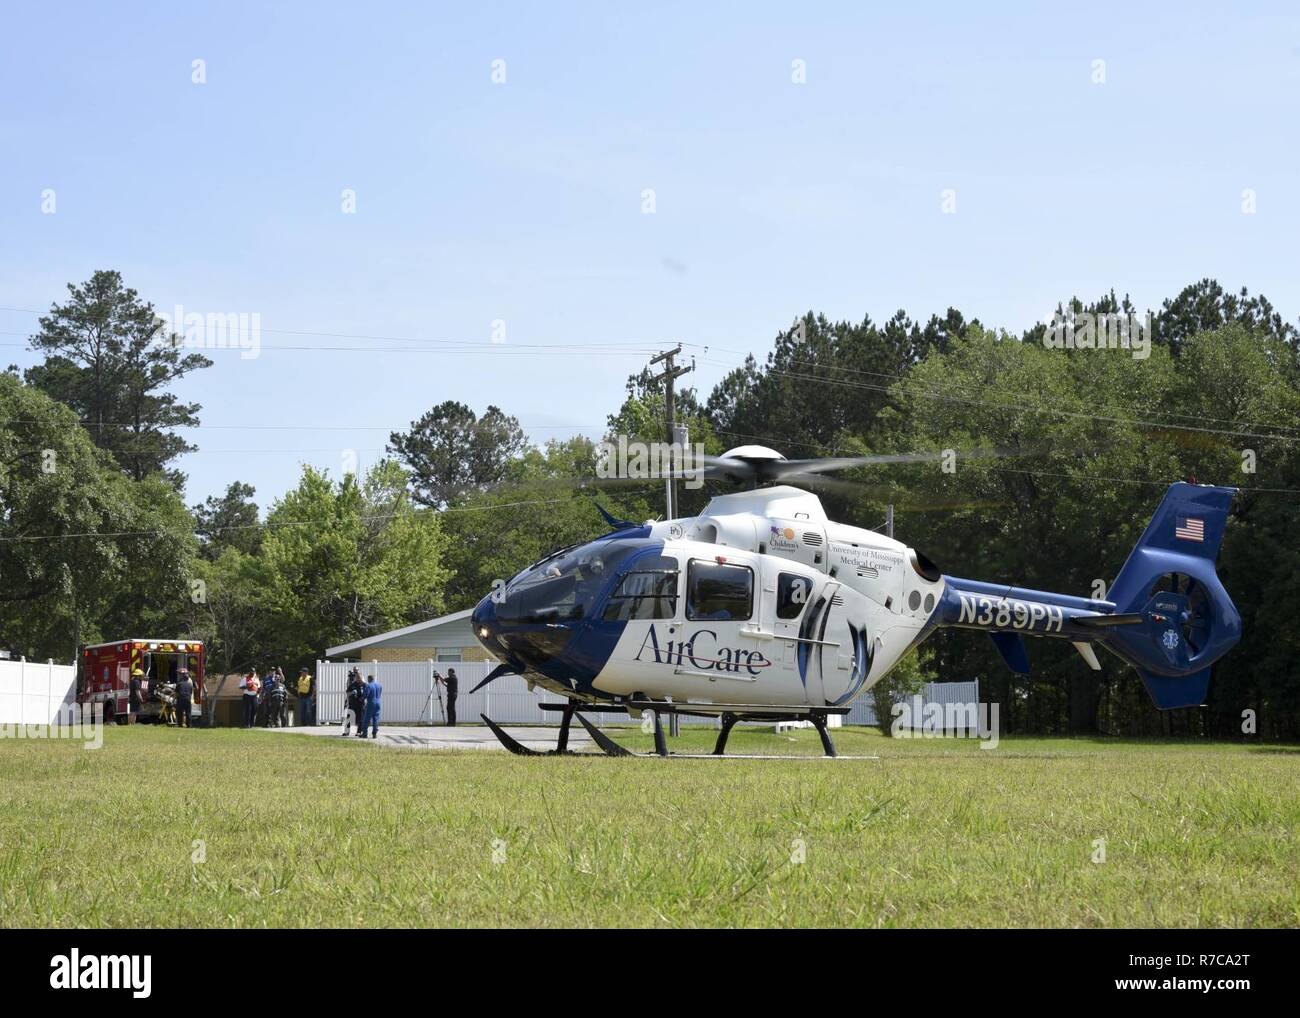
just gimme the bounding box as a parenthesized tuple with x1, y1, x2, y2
(296, 667, 314, 726)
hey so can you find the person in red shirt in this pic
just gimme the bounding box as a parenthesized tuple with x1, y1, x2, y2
(239, 670, 261, 728)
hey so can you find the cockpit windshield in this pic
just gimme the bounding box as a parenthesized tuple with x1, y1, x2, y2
(495, 539, 647, 625)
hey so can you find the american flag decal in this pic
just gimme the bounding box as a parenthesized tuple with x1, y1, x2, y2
(1175, 516, 1205, 542)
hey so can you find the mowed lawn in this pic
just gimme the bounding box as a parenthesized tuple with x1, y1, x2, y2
(0, 724, 1297, 928)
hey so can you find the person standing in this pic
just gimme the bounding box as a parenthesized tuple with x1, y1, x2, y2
(175, 668, 194, 728)
(296, 667, 314, 726)
(343, 668, 366, 737)
(127, 667, 144, 725)
(265, 668, 289, 728)
(362, 673, 382, 739)
(443, 667, 458, 727)
(239, 670, 260, 728)
(260, 669, 277, 727)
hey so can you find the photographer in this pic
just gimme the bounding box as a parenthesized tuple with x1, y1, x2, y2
(441, 667, 458, 727)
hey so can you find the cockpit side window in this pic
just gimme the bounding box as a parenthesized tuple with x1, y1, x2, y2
(498, 540, 642, 625)
(686, 560, 753, 622)
(602, 554, 678, 621)
(776, 572, 812, 620)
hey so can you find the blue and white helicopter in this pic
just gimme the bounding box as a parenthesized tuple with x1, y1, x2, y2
(470, 446, 1241, 757)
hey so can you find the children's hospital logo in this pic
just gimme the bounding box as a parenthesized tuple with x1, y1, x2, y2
(769, 525, 797, 550)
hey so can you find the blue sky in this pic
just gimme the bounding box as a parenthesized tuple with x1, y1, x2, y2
(2, 2, 1297, 508)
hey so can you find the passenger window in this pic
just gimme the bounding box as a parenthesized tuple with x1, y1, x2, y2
(776, 572, 812, 620)
(687, 561, 753, 621)
(602, 555, 679, 621)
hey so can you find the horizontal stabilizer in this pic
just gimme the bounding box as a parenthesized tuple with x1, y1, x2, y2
(1073, 613, 1145, 628)
(989, 631, 1030, 674)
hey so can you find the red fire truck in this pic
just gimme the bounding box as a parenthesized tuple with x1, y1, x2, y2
(80, 639, 206, 724)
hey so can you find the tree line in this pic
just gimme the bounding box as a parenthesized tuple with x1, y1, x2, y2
(1, 271, 1296, 738)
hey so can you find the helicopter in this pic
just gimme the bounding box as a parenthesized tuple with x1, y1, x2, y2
(469, 446, 1241, 757)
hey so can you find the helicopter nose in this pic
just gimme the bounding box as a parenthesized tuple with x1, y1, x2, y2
(471, 595, 504, 655)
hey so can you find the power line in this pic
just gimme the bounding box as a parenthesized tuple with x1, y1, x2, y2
(4, 310, 1298, 503)
(686, 341, 1300, 440)
(0, 307, 668, 353)
(0, 416, 609, 432)
(695, 356, 1300, 447)
(11, 297, 1296, 442)
(961, 462, 1300, 494)
(8, 299, 1298, 433)
(0, 336, 661, 359)
(0, 488, 661, 544)
(4, 392, 1297, 496)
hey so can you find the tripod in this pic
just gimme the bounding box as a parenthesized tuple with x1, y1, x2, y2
(418, 674, 446, 725)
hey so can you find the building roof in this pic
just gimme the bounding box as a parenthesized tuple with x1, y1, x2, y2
(325, 609, 474, 658)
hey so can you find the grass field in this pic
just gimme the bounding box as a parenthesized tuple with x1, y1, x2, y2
(1, 723, 1297, 927)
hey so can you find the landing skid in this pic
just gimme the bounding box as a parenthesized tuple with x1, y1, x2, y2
(481, 699, 852, 758)
(479, 704, 606, 757)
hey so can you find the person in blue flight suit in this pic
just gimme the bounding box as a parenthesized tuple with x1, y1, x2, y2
(362, 673, 382, 739)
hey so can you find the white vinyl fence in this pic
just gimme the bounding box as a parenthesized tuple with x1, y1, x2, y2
(316, 661, 978, 730)
(0, 658, 78, 725)
(845, 680, 981, 729)
(317, 660, 720, 726)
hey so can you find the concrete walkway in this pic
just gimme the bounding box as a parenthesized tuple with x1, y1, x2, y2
(259, 723, 591, 752)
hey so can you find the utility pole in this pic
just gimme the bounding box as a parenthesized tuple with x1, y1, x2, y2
(648, 344, 694, 521)
(648, 345, 692, 742)
(886, 504, 894, 539)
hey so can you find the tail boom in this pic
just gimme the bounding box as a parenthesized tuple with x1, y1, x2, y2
(928, 483, 1240, 709)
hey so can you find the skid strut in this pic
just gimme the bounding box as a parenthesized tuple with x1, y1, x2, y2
(713, 713, 738, 756)
(556, 702, 575, 754)
(651, 709, 668, 757)
(573, 712, 633, 756)
(483, 700, 849, 758)
(811, 714, 837, 758)
(479, 714, 543, 756)
(479, 708, 605, 757)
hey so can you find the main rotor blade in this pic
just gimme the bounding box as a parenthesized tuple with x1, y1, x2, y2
(655, 447, 1025, 485)
(465, 446, 1031, 496)
(783, 472, 1012, 513)
(775, 448, 1020, 477)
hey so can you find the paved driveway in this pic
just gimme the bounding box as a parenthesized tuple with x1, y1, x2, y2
(261, 724, 590, 752)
